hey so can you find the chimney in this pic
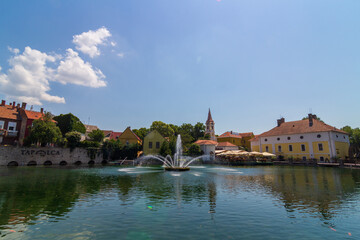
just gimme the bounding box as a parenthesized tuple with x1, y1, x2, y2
(1, 100, 5, 106)
(308, 114, 314, 127)
(40, 108, 44, 113)
(21, 102, 27, 109)
(231, 131, 233, 134)
(16, 103, 20, 109)
(277, 118, 285, 127)
(12, 101, 16, 109)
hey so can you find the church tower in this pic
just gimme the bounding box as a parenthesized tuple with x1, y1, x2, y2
(205, 109, 216, 141)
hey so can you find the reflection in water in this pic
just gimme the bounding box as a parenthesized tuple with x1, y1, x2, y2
(0, 166, 360, 239)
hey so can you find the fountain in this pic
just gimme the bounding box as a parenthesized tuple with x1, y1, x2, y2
(138, 135, 204, 171)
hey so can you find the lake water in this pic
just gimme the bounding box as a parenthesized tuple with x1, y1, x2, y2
(0, 165, 360, 239)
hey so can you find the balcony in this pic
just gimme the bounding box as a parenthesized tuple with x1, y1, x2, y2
(6, 131, 18, 137)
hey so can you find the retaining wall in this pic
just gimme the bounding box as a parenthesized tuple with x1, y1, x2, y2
(0, 146, 104, 166)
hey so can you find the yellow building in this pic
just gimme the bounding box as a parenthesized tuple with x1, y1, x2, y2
(143, 130, 167, 155)
(117, 127, 142, 145)
(217, 131, 254, 151)
(250, 114, 350, 162)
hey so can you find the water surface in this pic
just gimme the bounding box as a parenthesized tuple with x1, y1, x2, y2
(0, 165, 359, 239)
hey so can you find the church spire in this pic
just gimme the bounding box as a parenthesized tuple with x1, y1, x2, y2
(206, 108, 214, 123)
(205, 108, 216, 141)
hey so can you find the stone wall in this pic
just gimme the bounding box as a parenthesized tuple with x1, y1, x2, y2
(0, 146, 104, 166)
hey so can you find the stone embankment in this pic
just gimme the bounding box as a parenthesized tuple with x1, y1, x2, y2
(0, 146, 104, 166)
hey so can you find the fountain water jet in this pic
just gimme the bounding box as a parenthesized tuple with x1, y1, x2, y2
(138, 134, 204, 171)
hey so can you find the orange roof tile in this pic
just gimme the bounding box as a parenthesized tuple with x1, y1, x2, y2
(194, 140, 218, 146)
(24, 110, 45, 120)
(217, 131, 254, 139)
(0, 105, 19, 120)
(259, 119, 347, 137)
(217, 141, 237, 147)
(249, 135, 260, 142)
(110, 132, 122, 140)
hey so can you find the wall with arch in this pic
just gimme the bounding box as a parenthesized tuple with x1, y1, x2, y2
(0, 146, 104, 166)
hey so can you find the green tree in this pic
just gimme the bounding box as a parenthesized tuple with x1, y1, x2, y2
(187, 144, 203, 156)
(88, 129, 105, 143)
(341, 126, 360, 158)
(150, 121, 175, 138)
(133, 128, 149, 141)
(193, 122, 205, 140)
(27, 112, 62, 146)
(53, 113, 86, 136)
(159, 141, 172, 157)
(169, 124, 180, 136)
(65, 131, 82, 149)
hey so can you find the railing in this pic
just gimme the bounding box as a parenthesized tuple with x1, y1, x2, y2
(6, 131, 18, 137)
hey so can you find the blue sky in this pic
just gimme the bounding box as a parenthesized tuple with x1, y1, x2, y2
(0, 0, 359, 135)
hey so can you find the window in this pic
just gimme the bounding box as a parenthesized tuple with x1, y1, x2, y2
(302, 156, 307, 161)
(156, 142, 160, 149)
(278, 146, 282, 152)
(289, 145, 293, 152)
(265, 146, 269, 152)
(277, 138, 280, 141)
(126, 140, 129, 145)
(301, 144, 306, 151)
(300, 136, 304, 139)
(317, 134, 321, 138)
(265, 139, 268, 142)
(0, 120, 4, 129)
(336, 135, 338, 138)
(318, 143, 323, 151)
(149, 142, 153, 149)
(287, 137, 291, 140)
(8, 122, 16, 131)
(320, 157, 324, 162)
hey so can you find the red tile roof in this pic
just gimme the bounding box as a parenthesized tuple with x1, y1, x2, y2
(110, 132, 122, 140)
(259, 119, 347, 137)
(24, 110, 45, 120)
(0, 105, 19, 120)
(249, 135, 260, 142)
(194, 140, 218, 146)
(217, 131, 254, 139)
(102, 130, 113, 137)
(217, 141, 237, 147)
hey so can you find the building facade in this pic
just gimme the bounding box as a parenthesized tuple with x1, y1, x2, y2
(0, 100, 46, 145)
(205, 109, 216, 141)
(117, 127, 142, 145)
(143, 130, 167, 155)
(194, 140, 218, 161)
(250, 114, 350, 162)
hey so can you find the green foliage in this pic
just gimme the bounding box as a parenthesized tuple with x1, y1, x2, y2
(102, 140, 141, 160)
(302, 115, 324, 123)
(150, 121, 175, 138)
(26, 112, 62, 146)
(187, 144, 203, 156)
(65, 131, 81, 149)
(193, 122, 206, 140)
(53, 113, 86, 136)
(341, 126, 360, 158)
(159, 141, 172, 157)
(79, 140, 100, 148)
(133, 128, 149, 141)
(88, 129, 105, 143)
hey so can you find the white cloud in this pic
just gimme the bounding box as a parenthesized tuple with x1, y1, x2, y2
(117, 53, 125, 58)
(56, 49, 106, 88)
(8, 46, 19, 54)
(0, 47, 65, 105)
(73, 27, 112, 58)
(110, 41, 116, 47)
